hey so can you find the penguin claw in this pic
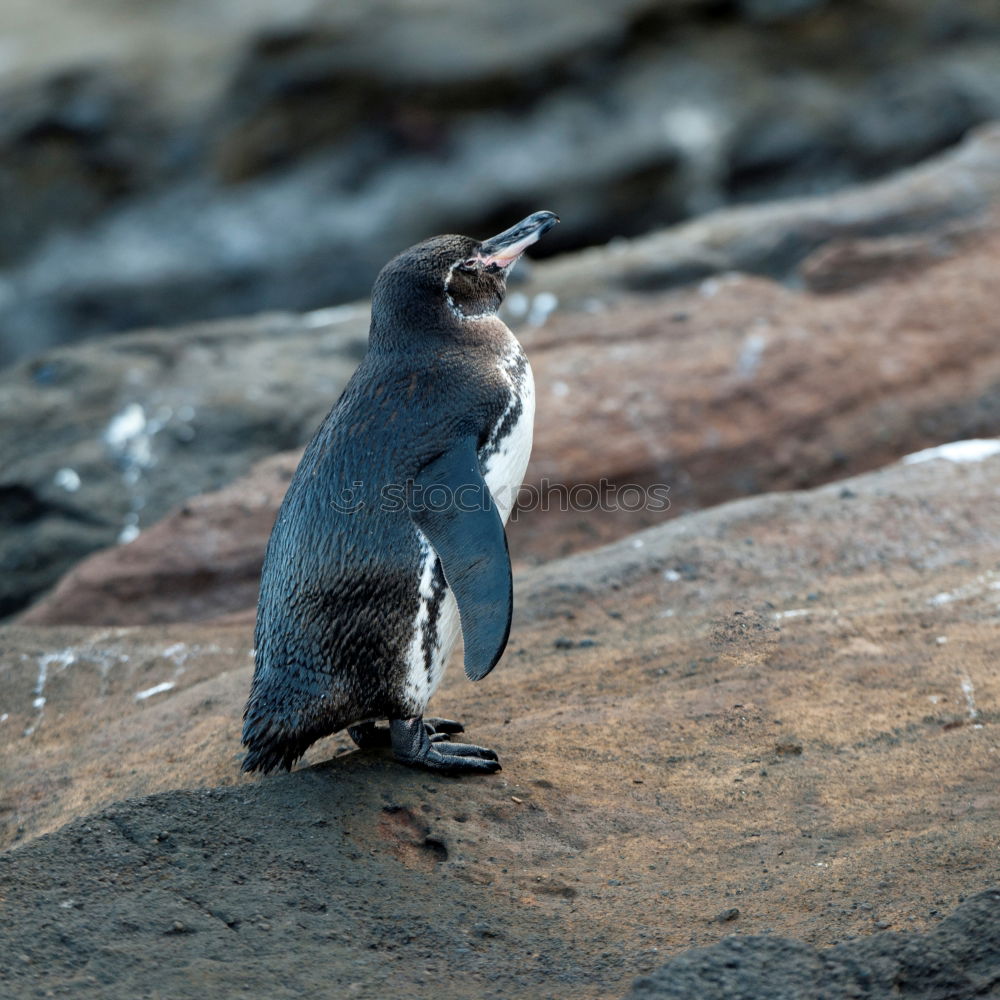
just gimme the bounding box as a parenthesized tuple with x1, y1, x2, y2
(390, 717, 501, 775)
(411, 748, 502, 775)
(432, 742, 499, 760)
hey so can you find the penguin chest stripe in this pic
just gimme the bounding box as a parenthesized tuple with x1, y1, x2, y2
(481, 350, 535, 524)
(403, 531, 459, 710)
(420, 560, 447, 681)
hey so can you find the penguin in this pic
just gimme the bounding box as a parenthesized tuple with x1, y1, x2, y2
(242, 210, 559, 775)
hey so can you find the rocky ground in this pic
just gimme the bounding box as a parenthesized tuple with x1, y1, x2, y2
(2, 451, 1000, 998)
(2, 0, 1000, 361)
(625, 889, 1000, 999)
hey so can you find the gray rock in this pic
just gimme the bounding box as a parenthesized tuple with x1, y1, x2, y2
(522, 121, 1000, 305)
(0, 308, 367, 617)
(2, 0, 1000, 363)
(20, 205, 1000, 627)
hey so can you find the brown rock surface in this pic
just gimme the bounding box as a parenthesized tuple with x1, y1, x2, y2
(797, 225, 985, 294)
(2, 453, 999, 997)
(17, 453, 298, 628)
(24, 215, 1000, 626)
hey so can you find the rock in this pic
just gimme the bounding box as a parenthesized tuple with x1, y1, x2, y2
(3, 452, 1000, 995)
(520, 122, 1000, 306)
(521, 214, 1000, 520)
(7, 131, 1000, 620)
(626, 890, 1000, 999)
(0, 309, 367, 618)
(2, 2, 1000, 362)
(21, 214, 1000, 626)
(798, 224, 985, 293)
(19, 453, 298, 627)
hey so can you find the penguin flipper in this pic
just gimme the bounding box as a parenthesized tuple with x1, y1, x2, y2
(409, 437, 512, 681)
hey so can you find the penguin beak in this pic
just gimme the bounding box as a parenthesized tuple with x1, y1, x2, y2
(478, 211, 559, 269)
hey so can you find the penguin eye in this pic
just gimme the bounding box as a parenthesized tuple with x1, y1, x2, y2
(457, 258, 479, 273)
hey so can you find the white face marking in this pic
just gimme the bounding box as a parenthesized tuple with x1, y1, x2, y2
(444, 260, 502, 322)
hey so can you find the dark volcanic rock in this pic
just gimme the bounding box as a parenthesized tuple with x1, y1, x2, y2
(0, 779, 598, 1000)
(625, 889, 1000, 1000)
(2, 1, 1000, 362)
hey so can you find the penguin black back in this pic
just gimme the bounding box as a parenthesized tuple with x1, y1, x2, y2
(242, 211, 558, 775)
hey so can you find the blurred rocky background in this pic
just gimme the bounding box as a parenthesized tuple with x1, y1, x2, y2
(3, 3, 1000, 998)
(2, 0, 1000, 364)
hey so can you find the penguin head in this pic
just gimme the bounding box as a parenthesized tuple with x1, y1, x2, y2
(444, 210, 560, 320)
(371, 211, 559, 335)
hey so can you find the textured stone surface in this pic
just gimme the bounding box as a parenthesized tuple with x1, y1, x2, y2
(21, 211, 1000, 626)
(2, 453, 999, 997)
(0, 309, 366, 618)
(18, 454, 298, 628)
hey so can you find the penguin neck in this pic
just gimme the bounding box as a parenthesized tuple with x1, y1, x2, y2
(369, 309, 512, 356)
(369, 284, 510, 354)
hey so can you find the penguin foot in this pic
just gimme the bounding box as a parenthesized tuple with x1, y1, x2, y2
(348, 717, 465, 750)
(390, 717, 501, 774)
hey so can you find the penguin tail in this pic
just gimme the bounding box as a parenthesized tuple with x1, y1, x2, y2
(241, 751, 295, 774)
(239, 738, 297, 775)
(241, 685, 339, 774)
(241, 707, 321, 774)
(240, 689, 304, 774)
(241, 647, 347, 773)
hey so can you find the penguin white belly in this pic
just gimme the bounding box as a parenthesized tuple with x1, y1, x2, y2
(402, 339, 534, 713)
(482, 350, 535, 523)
